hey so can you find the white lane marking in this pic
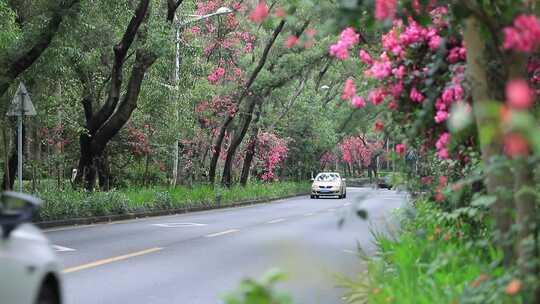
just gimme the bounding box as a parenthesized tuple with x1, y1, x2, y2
(267, 218, 286, 224)
(151, 222, 207, 228)
(206, 229, 239, 238)
(304, 212, 314, 216)
(327, 208, 336, 212)
(53, 245, 77, 252)
(343, 202, 351, 206)
(342, 249, 356, 255)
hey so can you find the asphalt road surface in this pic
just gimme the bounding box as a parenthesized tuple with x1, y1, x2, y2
(46, 187, 408, 304)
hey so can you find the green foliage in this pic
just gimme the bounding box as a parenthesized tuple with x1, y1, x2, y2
(223, 269, 292, 304)
(36, 181, 309, 221)
(344, 201, 527, 304)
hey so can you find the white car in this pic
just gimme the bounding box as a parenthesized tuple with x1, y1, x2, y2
(0, 192, 63, 304)
(310, 172, 347, 199)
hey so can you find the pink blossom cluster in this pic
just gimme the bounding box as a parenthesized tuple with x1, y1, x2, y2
(435, 132, 450, 159)
(503, 14, 540, 53)
(375, 0, 397, 21)
(434, 84, 464, 123)
(329, 27, 361, 60)
(255, 132, 289, 181)
(339, 137, 383, 167)
(208, 67, 226, 84)
(320, 151, 337, 169)
(249, 0, 269, 24)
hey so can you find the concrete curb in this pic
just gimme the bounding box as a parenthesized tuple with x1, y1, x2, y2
(35, 192, 310, 229)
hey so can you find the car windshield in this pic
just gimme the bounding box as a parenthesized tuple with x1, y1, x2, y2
(315, 174, 339, 182)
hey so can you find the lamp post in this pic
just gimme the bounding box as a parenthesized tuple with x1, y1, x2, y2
(170, 7, 234, 186)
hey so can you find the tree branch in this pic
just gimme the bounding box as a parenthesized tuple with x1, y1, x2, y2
(0, 0, 80, 98)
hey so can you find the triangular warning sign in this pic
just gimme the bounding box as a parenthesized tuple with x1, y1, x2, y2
(7, 82, 36, 116)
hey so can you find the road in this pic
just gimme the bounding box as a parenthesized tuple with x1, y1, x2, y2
(45, 187, 408, 304)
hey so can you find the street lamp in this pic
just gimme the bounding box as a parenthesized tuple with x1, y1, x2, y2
(180, 7, 233, 27)
(170, 7, 234, 186)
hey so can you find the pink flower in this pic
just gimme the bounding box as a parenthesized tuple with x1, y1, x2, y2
(439, 175, 448, 186)
(506, 79, 533, 109)
(329, 28, 360, 60)
(284, 35, 299, 48)
(340, 27, 361, 46)
(447, 47, 465, 63)
(370, 60, 392, 79)
(392, 65, 406, 79)
(435, 132, 451, 160)
(250, 1, 269, 24)
(410, 87, 424, 103)
(329, 43, 349, 59)
(504, 133, 529, 157)
(374, 120, 385, 132)
(434, 110, 449, 123)
(208, 67, 226, 84)
(351, 96, 366, 108)
(341, 78, 356, 100)
(274, 7, 286, 18)
(400, 22, 426, 46)
(429, 35, 442, 50)
(359, 50, 373, 65)
(396, 143, 406, 156)
(503, 15, 540, 53)
(390, 82, 403, 97)
(375, 0, 397, 21)
(388, 100, 398, 110)
(436, 132, 450, 150)
(437, 148, 449, 159)
(382, 29, 401, 55)
(369, 88, 386, 105)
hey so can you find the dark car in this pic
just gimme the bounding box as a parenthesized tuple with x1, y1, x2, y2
(377, 175, 392, 189)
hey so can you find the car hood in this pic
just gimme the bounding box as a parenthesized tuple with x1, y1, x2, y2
(312, 181, 341, 187)
(10, 223, 49, 245)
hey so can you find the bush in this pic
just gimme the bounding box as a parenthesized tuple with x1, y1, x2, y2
(344, 201, 525, 304)
(35, 181, 309, 222)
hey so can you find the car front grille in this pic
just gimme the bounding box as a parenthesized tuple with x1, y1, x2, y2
(319, 185, 333, 189)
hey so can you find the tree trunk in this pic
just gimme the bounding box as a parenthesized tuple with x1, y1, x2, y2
(464, 17, 514, 263)
(222, 98, 259, 187)
(240, 112, 261, 186)
(208, 20, 286, 185)
(73, 0, 155, 191)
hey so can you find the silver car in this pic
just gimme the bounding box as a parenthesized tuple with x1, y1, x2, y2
(310, 172, 347, 199)
(0, 192, 63, 304)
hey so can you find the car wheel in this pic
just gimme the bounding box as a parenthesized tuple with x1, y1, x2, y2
(36, 282, 60, 304)
(310, 195, 315, 199)
(343, 192, 347, 198)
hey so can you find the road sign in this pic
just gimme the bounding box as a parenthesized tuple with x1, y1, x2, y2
(6, 82, 36, 116)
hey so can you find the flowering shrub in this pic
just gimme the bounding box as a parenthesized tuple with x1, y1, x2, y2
(253, 132, 289, 181)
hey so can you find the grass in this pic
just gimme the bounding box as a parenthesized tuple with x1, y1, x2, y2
(342, 201, 524, 304)
(35, 181, 309, 222)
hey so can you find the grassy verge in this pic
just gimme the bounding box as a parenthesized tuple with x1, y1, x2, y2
(342, 200, 524, 304)
(35, 181, 309, 222)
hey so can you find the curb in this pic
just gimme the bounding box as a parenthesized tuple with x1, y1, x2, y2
(35, 192, 310, 229)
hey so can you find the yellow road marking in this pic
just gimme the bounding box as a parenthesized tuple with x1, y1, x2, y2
(267, 218, 285, 224)
(63, 247, 163, 274)
(206, 229, 239, 238)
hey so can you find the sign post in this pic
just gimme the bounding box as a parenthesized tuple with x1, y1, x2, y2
(7, 83, 36, 192)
